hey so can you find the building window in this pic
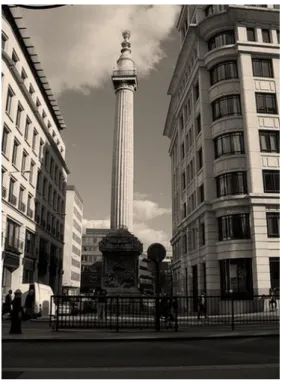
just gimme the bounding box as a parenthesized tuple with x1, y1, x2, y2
(6, 218, 20, 250)
(9, 177, 17, 205)
(179, 114, 184, 130)
(252, 58, 273, 78)
(32, 129, 38, 151)
(212, 95, 241, 121)
(24, 117, 31, 141)
(12, 139, 20, 166)
(42, 177, 47, 198)
(247, 28, 256, 42)
(39, 139, 44, 159)
(259, 131, 279, 153)
(198, 184, 204, 203)
(205, 5, 216, 17)
(262, 29, 271, 43)
(197, 147, 203, 171)
(269, 257, 280, 290)
(200, 222, 205, 245)
(12, 49, 19, 64)
(5, 87, 14, 116)
(214, 132, 244, 158)
(263, 170, 280, 193)
(181, 171, 186, 191)
(42, 110, 47, 119)
(186, 98, 191, 119)
(45, 150, 50, 170)
(266, 213, 280, 238)
(181, 142, 185, 160)
(50, 158, 54, 178)
(276, 30, 280, 43)
(255, 93, 278, 114)
(21, 151, 28, 173)
(2, 125, 10, 155)
(196, 114, 201, 135)
(183, 202, 187, 218)
(2, 32, 8, 50)
(19, 187, 25, 212)
(218, 214, 250, 241)
(21, 68, 27, 81)
(29, 161, 35, 185)
(210, 61, 238, 85)
(36, 170, 42, 192)
(216, 171, 247, 197)
(29, 84, 35, 95)
(194, 82, 199, 101)
(220, 258, 253, 299)
(15, 103, 23, 129)
(208, 30, 235, 51)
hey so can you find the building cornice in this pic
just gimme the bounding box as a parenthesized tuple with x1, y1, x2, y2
(2, 5, 67, 131)
(2, 51, 70, 175)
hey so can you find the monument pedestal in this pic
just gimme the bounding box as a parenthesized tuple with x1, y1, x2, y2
(99, 229, 143, 297)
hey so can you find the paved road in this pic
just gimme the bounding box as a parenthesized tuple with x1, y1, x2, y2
(2, 337, 279, 379)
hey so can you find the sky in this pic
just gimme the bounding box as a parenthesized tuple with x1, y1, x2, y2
(20, 5, 181, 251)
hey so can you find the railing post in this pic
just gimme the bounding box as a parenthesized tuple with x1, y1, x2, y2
(116, 296, 119, 332)
(49, 296, 53, 328)
(174, 296, 178, 332)
(55, 296, 59, 332)
(230, 290, 235, 331)
(155, 296, 160, 332)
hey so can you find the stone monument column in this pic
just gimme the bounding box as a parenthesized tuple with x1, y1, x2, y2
(110, 31, 137, 232)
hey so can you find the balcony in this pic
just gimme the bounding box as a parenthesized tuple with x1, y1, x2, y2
(27, 208, 33, 218)
(9, 194, 17, 206)
(18, 201, 26, 213)
(2, 186, 7, 198)
(112, 69, 137, 77)
(4, 236, 23, 254)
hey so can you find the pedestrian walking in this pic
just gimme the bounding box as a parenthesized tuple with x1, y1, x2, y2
(269, 288, 277, 311)
(197, 293, 208, 319)
(2, 289, 12, 318)
(95, 287, 107, 321)
(24, 289, 35, 320)
(10, 289, 23, 335)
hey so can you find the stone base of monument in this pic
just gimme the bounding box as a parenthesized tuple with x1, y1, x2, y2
(99, 229, 143, 301)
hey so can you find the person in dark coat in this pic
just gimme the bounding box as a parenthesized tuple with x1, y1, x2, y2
(25, 289, 35, 319)
(10, 289, 23, 334)
(3, 290, 12, 317)
(95, 287, 107, 320)
(197, 293, 208, 319)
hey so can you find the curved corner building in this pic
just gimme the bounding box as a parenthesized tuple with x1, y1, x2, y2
(163, 5, 280, 306)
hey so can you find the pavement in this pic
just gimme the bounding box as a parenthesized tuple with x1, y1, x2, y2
(2, 319, 279, 342)
(2, 336, 280, 378)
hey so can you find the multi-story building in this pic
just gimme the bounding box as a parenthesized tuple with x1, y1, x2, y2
(138, 253, 153, 294)
(62, 185, 83, 295)
(164, 5, 280, 303)
(2, 5, 69, 295)
(80, 228, 111, 293)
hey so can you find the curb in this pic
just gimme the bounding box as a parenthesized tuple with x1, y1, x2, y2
(2, 332, 279, 343)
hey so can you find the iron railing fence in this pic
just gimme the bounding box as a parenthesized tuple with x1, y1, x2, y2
(51, 295, 280, 332)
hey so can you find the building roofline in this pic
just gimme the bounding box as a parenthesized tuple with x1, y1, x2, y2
(2, 5, 67, 132)
(67, 185, 83, 204)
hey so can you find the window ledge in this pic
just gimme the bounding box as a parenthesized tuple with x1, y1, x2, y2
(216, 239, 252, 246)
(5, 112, 14, 123)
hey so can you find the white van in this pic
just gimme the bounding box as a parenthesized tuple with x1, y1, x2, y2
(20, 283, 56, 318)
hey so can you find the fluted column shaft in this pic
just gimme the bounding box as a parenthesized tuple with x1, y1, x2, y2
(110, 83, 134, 231)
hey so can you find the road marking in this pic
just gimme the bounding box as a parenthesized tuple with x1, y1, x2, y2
(3, 363, 279, 372)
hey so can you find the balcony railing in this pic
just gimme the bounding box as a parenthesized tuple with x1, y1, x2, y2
(27, 208, 33, 218)
(9, 194, 17, 206)
(18, 201, 26, 213)
(4, 236, 23, 253)
(112, 69, 137, 77)
(2, 186, 7, 198)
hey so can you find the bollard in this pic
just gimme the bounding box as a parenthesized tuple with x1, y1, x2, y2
(9, 289, 23, 335)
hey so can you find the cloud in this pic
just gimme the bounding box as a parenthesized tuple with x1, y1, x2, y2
(21, 5, 180, 95)
(133, 199, 171, 222)
(82, 197, 171, 250)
